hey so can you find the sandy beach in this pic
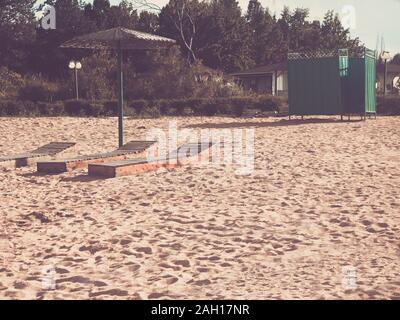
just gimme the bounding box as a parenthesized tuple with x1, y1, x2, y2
(0, 116, 399, 300)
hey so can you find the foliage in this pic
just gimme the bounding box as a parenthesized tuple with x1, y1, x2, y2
(78, 51, 116, 101)
(391, 54, 400, 65)
(18, 77, 58, 102)
(0, 95, 285, 117)
(0, 67, 25, 98)
(377, 95, 400, 115)
(1, 0, 366, 100)
(0, 0, 36, 71)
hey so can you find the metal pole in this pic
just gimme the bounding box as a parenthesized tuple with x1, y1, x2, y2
(117, 46, 124, 148)
(75, 68, 79, 100)
(383, 59, 388, 96)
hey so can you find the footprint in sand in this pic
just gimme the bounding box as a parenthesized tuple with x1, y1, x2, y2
(135, 247, 152, 255)
(193, 279, 211, 286)
(148, 292, 168, 299)
(165, 276, 179, 285)
(89, 289, 129, 298)
(57, 275, 92, 284)
(173, 260, 191, 268)
(120, 239, 132, 246)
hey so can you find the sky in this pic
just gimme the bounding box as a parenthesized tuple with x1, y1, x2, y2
(39, 0, 400, 55)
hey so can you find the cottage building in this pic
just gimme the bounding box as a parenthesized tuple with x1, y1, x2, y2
(376, 64, 400, 94)
(231, 62, 288, 96)
(233, 61, 400, 96)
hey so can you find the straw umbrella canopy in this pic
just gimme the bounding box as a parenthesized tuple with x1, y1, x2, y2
(61, 27, 176, 147)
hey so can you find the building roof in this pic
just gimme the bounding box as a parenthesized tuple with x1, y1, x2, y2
(377, 64, 400, 74)
(231, 62, 287, 77)
(61, 27, 176, 50)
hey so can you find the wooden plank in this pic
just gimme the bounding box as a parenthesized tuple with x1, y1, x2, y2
(88, 142, 214, 178)
(0, 142, 76, 168)
(37, 140, 156, 173)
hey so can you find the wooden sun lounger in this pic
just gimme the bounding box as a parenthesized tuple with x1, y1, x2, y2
(0, 142, 76, 168)
(37, 140, 157, 173)
(88, 142, 215, 178)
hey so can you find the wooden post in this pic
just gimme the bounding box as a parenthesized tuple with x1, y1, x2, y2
(383, 59, 388, 96)
(75, 68, 79, 100)
(117, 45, 124, 148)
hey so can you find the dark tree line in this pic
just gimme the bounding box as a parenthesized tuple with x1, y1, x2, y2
(6, 0, 398, 102)
(1, 0, 368, 77)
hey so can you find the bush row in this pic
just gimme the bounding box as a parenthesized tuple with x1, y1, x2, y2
(0, 95, 285, 118)
(377, 95, 400, 115)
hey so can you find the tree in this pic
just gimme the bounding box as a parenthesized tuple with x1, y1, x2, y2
(158, 0, 203, 63)
(78, 51, 116, 100)
(0, 0, 36, 70)
(321, 10, 362, 55)
(196, 0, 253, 72)
(246, 0, 275, 65)
(104, 0, 138, 29)
(124, 46, 199, 99)
(31, 0, 96, 77)
(391, 53, 400, 65)
(137, 11, 159, 33)
(84, 0, 111, 29)
(85, 0, 138, 29)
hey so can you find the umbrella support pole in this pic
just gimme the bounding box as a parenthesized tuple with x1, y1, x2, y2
(117, 47, 124, 148)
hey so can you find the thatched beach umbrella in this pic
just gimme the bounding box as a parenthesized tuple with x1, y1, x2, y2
(61, 27, 176, 147)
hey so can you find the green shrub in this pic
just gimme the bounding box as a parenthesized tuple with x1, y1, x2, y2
(377, 95, 400, 115)
(156, 99, 172, 115)
(18, 79, 57, 102)
(0, 95, 286, 118)
(231, 97, 247, 116)
(3, 100, 25, 116)
(0, 67, 24, 99)
(23, 101, 39, 116)
(129, 100, 149, 114)
(88, 102, 104, 117)
(37, 102, 64, 116)
(139, 104, 161, 118)
(161, 99, 190, 116)
(200, 99, 218, 116)
(64, 99, 92, 116)
(103, 100, 118, 116)
(124, 105, 137, 117)
(0, 100, 10, 116)
(0, 100, 39, 116)
(188, 98, 206, 115)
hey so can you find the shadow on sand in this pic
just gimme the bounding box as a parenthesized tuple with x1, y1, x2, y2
(19, 171, 59, 178)
(184, 117, 365, 129)
(18, 171, 105, 182)
(60, 175, 105, 183)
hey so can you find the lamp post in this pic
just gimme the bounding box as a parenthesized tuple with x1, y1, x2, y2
(380, 51, 391, 96)
(68, 60, 82, 100)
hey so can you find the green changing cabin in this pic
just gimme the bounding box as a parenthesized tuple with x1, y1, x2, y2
(287, 48, 377, 118)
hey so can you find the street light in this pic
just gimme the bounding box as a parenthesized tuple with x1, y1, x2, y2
(68, 60, 82, 100)
(380, 51, 391, 96)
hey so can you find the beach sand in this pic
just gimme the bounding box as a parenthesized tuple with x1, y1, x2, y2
(0, 116, 399, 300)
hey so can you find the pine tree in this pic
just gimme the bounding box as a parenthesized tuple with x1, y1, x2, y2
(0, 0, 36, 70)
